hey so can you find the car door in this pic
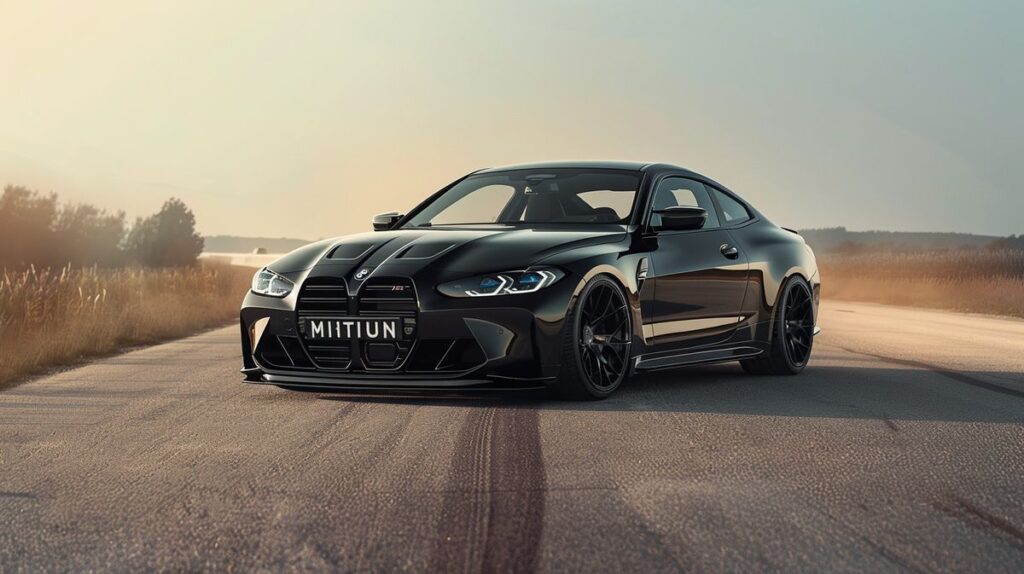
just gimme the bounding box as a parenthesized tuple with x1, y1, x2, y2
(642, 176, 750, 344)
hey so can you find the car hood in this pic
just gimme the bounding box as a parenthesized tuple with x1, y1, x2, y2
(268, 225, 629, 275)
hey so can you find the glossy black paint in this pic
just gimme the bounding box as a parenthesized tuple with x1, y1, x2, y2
(651, 206, 708, 232)
(239, 161, 820, 391)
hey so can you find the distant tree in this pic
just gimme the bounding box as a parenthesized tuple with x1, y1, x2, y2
(0, 187, 210, 269)
(54, 203, 126, 267)
(0, 186, 59, 268)
(125, 198, 204, 267)
(988, 234, 1024, 251)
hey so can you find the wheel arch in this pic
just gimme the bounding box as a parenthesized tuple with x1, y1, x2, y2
(763, 270, 814, 346)
(569, 264, 643, 357)
(734, 219, 819, 311)
(556, 269, 635, 399)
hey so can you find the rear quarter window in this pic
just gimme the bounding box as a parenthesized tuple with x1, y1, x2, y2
(710, 187, 752, 225)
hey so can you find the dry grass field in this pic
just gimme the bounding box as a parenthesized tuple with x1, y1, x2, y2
(820, 249, 1024, 318)
(0, 263, 252, 387)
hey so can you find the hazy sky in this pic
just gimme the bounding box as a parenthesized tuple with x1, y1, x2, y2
(2, 0, 1021, 238)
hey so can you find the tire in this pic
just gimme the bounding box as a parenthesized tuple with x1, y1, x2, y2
(741, 276, 814, 376)
(555, 275, 633, 400)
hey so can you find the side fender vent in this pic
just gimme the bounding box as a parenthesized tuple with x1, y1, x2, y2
(637, 257, 649, 288)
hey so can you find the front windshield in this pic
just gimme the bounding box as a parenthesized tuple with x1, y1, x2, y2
(404, 168, 641, 227)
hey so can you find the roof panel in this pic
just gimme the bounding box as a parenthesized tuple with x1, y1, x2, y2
(477, 160, 656, 173)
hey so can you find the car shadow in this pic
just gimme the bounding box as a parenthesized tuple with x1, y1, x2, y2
(318, 362, 1024, 424)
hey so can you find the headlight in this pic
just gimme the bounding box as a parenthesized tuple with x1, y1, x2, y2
(251, 267, 294, 298)
(437, 268, 564, 298)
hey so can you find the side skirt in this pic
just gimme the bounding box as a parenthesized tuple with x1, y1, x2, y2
(633, 345, 764, 372)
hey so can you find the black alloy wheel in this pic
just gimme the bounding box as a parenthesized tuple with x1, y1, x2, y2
(558, 276, 632, 399)
(741, 276, 814, 375)
(781, 280, 814, 367)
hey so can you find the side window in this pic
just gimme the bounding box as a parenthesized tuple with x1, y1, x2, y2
(430, 184, 515, 224)
(709, 187, 752, 225)
(650, 177, 721, 229)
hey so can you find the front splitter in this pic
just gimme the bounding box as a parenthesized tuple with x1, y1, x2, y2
(244, 369, 553, 392)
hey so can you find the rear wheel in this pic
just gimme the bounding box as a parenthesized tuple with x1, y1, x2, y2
(741, 276, 814, 375)
(556, 276, 632, 400)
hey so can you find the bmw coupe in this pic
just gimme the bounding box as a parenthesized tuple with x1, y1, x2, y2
(240, 161, 820, 399)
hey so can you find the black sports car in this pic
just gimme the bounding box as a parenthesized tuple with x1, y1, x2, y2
(240, 161, 820, 399)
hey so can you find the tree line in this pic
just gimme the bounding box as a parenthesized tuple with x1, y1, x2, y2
(800, 226, 1023, 254)
(0, 185, 204, 269)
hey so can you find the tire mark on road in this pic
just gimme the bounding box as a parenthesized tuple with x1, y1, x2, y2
(431, 404, 546, 573)
(880, 415, 899, 432)
(481, 407, 546, 572)
(931, 495, 1024, 548)
(836, 346, 1024, 399)
(816, 507, 928, 574)
(0, 492, 37, 500)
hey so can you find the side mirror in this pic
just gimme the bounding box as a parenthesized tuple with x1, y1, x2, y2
(372, 212, 404, 231)
(652, 206, 707, 232)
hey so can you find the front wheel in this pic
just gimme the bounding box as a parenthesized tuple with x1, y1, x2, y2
(741, 276, 815, 375)
(555, 275, 633, 400)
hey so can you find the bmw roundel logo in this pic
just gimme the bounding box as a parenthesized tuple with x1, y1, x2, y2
(355, 268, 371, 280)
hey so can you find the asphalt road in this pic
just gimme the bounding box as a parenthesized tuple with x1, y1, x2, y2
(2, 301, 1023, 572)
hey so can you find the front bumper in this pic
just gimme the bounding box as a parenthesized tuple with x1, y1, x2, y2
(240, 273, 574, 390)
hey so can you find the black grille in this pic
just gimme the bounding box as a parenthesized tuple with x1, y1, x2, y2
(357, 278, 416, 368)
(296, 277, 349, 317)
(287, 276, 438, 372)
(296, 277, 351, 370)
(357, 278, 417, 317)
(304, 343, 352, 370)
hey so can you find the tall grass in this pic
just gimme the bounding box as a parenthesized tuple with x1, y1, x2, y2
(820, 249, 1024, 318)
(0, 263, 252, 386)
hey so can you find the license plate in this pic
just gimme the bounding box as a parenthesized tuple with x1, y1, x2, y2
(303, 317, 402, 341)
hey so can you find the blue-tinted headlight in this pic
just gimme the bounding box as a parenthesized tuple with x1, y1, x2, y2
(437, 268, 564, 298)
(505, 270, 557, 294)
(516, 273, 543, 287)
(466, 275, 511, 297)
(480, 276, 503, 290)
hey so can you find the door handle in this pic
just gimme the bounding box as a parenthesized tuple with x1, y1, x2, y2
(720, 244, 739, 259)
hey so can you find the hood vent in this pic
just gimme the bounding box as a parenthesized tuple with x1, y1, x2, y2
(329, 243, 375, 259)
(397, 242, 457, 259)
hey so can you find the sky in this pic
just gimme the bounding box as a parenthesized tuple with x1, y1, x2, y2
(1, 0, 1021, 238)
